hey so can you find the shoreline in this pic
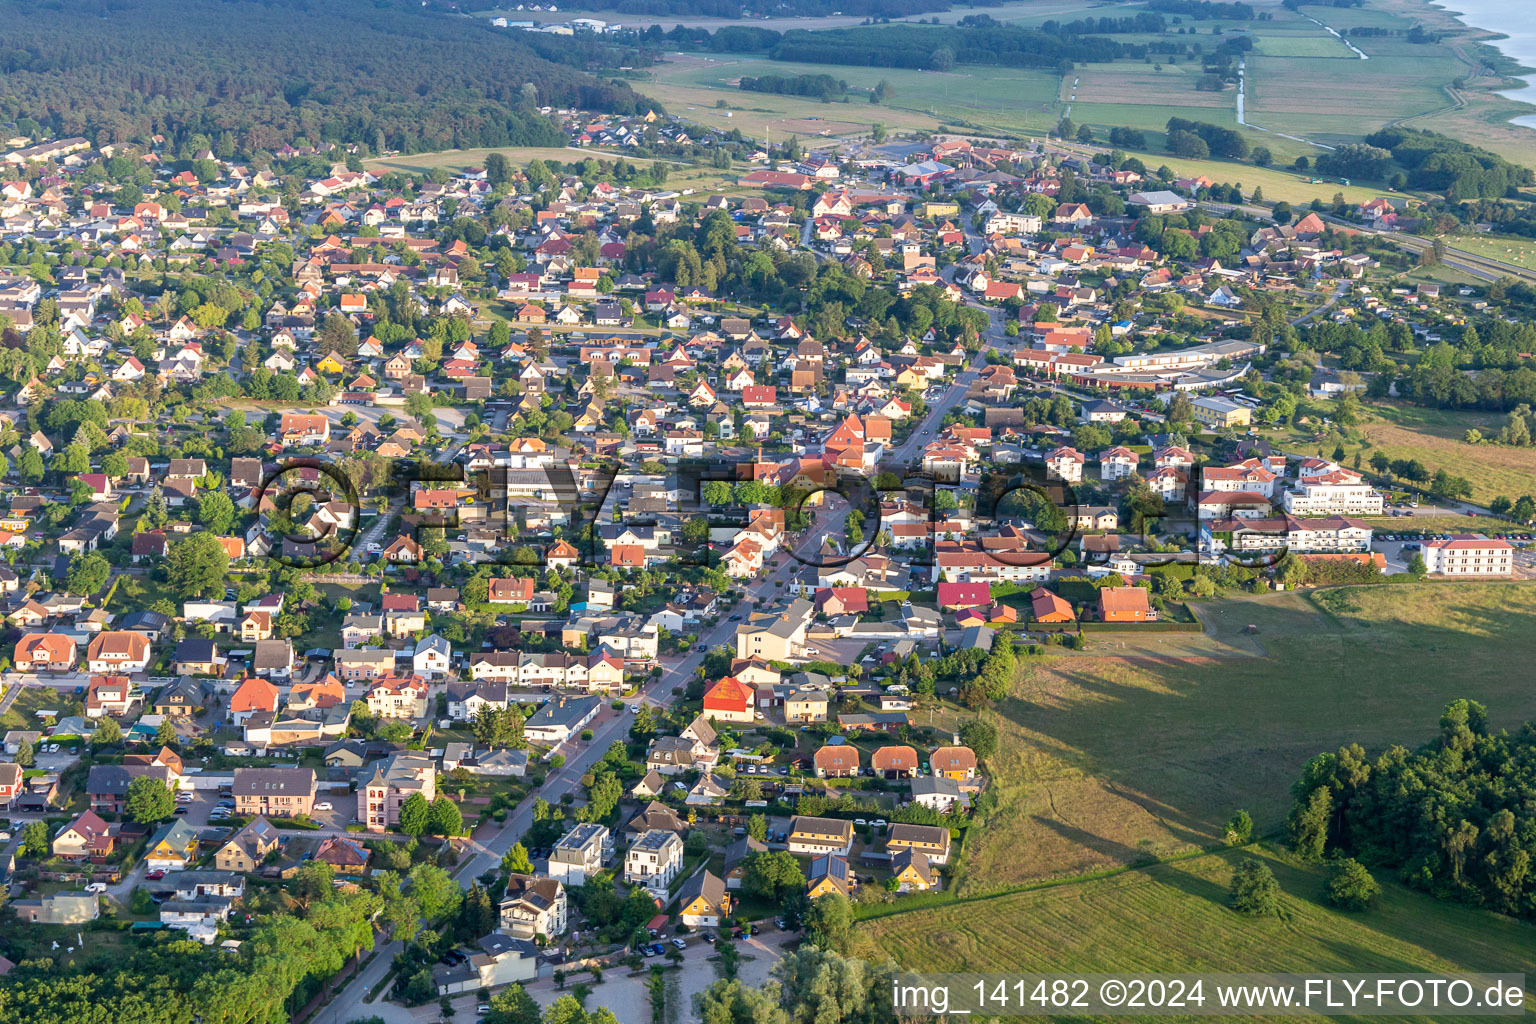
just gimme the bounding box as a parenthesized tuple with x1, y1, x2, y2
(1424, 0, 1536, 132)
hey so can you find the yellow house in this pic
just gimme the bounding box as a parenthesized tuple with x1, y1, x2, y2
(787, 815, 854, 856)
(144, 820, 201, 871)
(885, 823, 952, 865)
(892, 848, 936, 892)
(784, 688, 828, 724)
(216, 817, 281, 872)
(678, 870, 730, 928)
(1190, 396, 1251, 429)
(806, 853, 851, 898)
(895, 367, 925, 390)
(315, 352, 347, 374)
(586, 655, 626, 694)
(923, 201, 960, 218)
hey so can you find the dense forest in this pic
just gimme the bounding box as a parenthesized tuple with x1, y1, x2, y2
(1313, 128, 1534, 199)
(739, 73, 849, 99)
(767, 22, 1135, 70)
(1286, 700, 1536, 919)
(562, 0, 951, 14)
(0, 0, 657, 154)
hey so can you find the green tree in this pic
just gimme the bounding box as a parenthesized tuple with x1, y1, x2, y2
(64, 552, 111, 596)
(92, 714, 122, 747)
(485, 983, 541, 1024)
(166, 532, 230, 598)
(744, 850, 806, 902)
(1288, 785, 1332, 860)
(502, 842, 534, 876)
(14, 739, 34, 767)
(125, 775, 175, 823)
(197, 491, 237, 534)
(21, 818, 49, 857)
(398, 791, 430, 836)
(427, 796, 464, 836)
(1325, 857, 1380, 910)
(748, 813, 768, 842)
(959, 719, 998, 761)
(1229, 858, 1281, 916)
(803, 892, 853, 953)
(1225, 809, 1254, 846)
(408, 862, 462, 921)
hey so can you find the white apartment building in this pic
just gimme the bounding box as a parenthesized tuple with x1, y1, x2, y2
(1045, 447, 1084, 483)
(1281, 469, 1384, 516)
(623, 829, 682, 887)
(547, 823, 611, 885)
(1421, 535, 1514, 576)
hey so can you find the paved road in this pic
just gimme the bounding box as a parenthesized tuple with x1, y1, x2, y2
(315, 520, 837, 1023)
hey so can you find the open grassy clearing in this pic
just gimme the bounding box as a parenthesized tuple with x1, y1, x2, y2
(1446, 233, 1536, 268)
(636, 54, 1067, 140)
(1251, 32, 1358, 58)
(1351, 404, 1536, 503)
(1103, 146, 1387, 204)
(1072, 63, 1230, 108)
(1256, 400, 1533, 504)
(859, 845, 1536, 1016)
(949, 584, 1536, 891)
(1248, 54, 1462, 120)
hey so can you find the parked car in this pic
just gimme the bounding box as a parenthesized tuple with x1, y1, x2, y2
(315, 802, 333, 812)
(146, 869, 166, 880)
(672, 938, 687, 950)
(84, 882, 107, 893)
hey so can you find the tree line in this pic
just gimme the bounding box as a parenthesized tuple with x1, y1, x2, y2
(739, 74, 850, 100)
(0, 0, 656, 156)
(1287, 701, 1536, 919)
(767, 23, 1135, 71)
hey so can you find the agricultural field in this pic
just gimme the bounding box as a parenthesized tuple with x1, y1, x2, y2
(1446, 233, 1536, 270)
(1347, 404, 1536, 504)
(858, 845, 1536, 1017)
(1071, 64, 1230, 110)
(635, 54, 1067, 140)
(949, 584, 1536, 891)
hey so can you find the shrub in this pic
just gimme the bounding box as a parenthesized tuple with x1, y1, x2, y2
(1229, 858, 1280, 916)
(1224, 809, 1253, 846)
(1325, 857, 1380, 911)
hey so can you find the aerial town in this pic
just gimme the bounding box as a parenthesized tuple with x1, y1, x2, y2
(0, 43, 1535, 1024)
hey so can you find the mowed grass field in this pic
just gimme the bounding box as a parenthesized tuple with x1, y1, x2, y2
(1353, 404, 1536, 503)
(859, 845, 1536, 1017)
(946, 584, 1536, 891)
(635, 54, 1066, 139)
(1446, 233, 1536, 269)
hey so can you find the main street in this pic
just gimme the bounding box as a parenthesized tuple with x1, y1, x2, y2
(315, 516, 841, 1024)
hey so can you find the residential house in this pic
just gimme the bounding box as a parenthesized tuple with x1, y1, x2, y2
(787, 816, 854, 856)
(233, 767, 317, 818)
(624, 829, 683, 887)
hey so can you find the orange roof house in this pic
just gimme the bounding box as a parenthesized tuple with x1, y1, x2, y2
(1030, 589, 1076, 624)
(870, 745, 919, 778)
(1098, 586, 1152, 623)
(702, 676, 754, 724)
(814, 743, 861, 778)
(488, 578, 535, 604)
(931, 745, 978, 780)
(230, 677, 280, 719)
(15, 633, 77, 672)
